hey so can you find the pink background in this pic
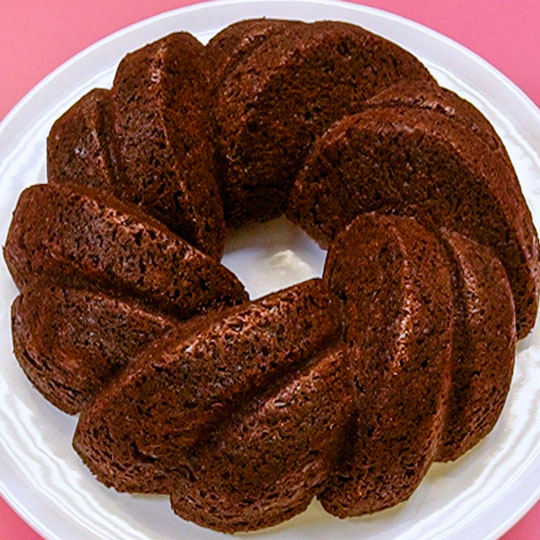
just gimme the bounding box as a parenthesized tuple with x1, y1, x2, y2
(1, 0, 539, 538)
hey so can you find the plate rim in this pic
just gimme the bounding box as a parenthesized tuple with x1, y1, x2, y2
(1, 1, 540, 539)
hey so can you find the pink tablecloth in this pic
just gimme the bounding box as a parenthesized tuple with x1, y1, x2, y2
(1, 1, 539, 538)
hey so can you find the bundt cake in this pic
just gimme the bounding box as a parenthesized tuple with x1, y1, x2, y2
(11, 285, 177, 414)
(48, 33, 225, 259)
(211, 20, 434, 226)
(3, 16, 537, 534)
(287, 83, 538, 338)
(319, 214, 515, 517)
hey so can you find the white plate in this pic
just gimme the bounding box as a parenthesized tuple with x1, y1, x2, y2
(2, 1, 540, 539)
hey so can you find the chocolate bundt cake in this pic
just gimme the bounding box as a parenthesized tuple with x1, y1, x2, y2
(211, 20, 434, 226)
(3, 16, 537, 534)
(319, 214, 515, 517)
(73, 279, 342, 493)
(288, 98, 538, 338)
(11, 286, 177, 414)
(48, 33, 225, 259)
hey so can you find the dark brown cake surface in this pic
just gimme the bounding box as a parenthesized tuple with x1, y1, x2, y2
(12, 285, 177, 414)
(4, 182, 247, 319)
(205, 18, 295, 92)
(288, 105, 539, 337)
(73, 279, 341, 493)
(47, 88, 118, 192)
(214, 20, 433, 226)
(320, 213, 455, 517)
(48, 34, 224, 259)
(3, 17, 535, 535)
(436, 230, 516, 461)
(111, 32, 225, 258)
(171, 346, 353, 532)
(364, 79, 510, 157)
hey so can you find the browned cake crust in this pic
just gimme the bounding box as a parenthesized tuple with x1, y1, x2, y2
(48, 33, 224, 259)
(288, 105, 539, 337)
(205, 18, 295, 92)
(171, 346, 353, 532)
(47, 88, 119, 193)
(320, 214, 455, 517)
(436, 230, 516, 461)
(111, 33, 225, 258)
(4, 182, 247, 319)
(73, 279, 341, 494)
(214, 20, 433, 226)
(3, 18, 534, 535)
(12, 285, 176, 414)
(364, 79, 511, 158)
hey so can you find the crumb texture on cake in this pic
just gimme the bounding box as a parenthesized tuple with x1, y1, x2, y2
(320, 214, 455, 516)
(48, 33, 225, 259)
(3, 17, 536, 534)
(73, 279, 342, 495)
(288, 101, 538, 338)
(12, 285, 177, 414)
(212, 20, 433, 226)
